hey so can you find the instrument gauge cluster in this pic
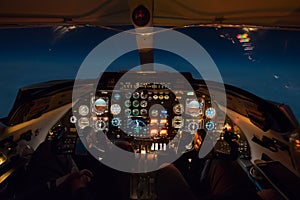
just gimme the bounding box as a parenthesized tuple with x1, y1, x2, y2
(72, 81, 226, 155)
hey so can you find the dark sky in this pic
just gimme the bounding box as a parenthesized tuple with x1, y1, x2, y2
(0, 26, 299, 121)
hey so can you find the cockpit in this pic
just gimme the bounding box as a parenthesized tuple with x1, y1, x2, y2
(0, 1, 300, 199)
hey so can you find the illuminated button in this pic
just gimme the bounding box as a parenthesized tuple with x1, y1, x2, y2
(164, 95, 169, 100)
(79, 105, 89, 116)
(150, 129, 158, 136)
(132, 109, 139, 116)
(159, 95, 164, 100)
(132, 100, 139, 107)
(153, 95, 158, 100)
(159, 129, 168, 137)
(160, 119, 167, 124)
(124, 100, 131, 107)
(150, 119, 158, 124)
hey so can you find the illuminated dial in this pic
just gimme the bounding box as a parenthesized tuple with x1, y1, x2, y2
(205, 107, 216, 118)
(124, 109, 131, 116)
(186, 99, 200, 117)
(172, 116, 184, 128)
(94, 98, 107, 114)
(141, 92, 148, 99)
(173, 104, 184, 115)
(94, 120, 106, 131)
(151, 109, 159, 117)
(70, 116, 77, 124)
(124, 100, 131, 107)
(111, 118, 120, 126)
(132, 109, 139, 116)
(110, 104, 121, 115)
(78, 117, 89, 129)
(125, 92, 131, 99)
(78, 105, 89, 116)
(132, 92, 139, 99)
(205, 121, 215, 131)
(188, 121, 199, 133)
(140, 100, 147, 107)
(113, 93, 121, 101)
(132, 100, 139, 107)
(140, 109, 147, 116)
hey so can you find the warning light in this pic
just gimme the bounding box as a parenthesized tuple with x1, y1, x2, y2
(239, 38, 250, 43)
(132, 5, 151, 27)
(237, 33, 248, 39)
(159, 129, 168, 137)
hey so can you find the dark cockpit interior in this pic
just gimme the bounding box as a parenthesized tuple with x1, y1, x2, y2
(1, 1, 300, 200)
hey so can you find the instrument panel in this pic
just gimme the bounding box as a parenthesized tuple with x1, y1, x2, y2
(71, 81, 227, 155)
(47, 77, 250, 159)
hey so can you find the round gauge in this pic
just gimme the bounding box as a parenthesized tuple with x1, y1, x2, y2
(70, 116, 77, 124)
(79, 105, 89, 116)
(188, 121, 199, 133)
(132, 100, 139, 107)
(141, 92, 148, 99)
(140, 109, 147, 116)
(151, 109, 159, 117)
(140, 100, 147, 107)
(125, 92, 131, 99)
(95, 120, 106, 131)
(186, 100, 200, 117)
(113, 93, 121, 101)
(172, 116, 184, 128)
(132, 92, 139, 99)
(124, 109, 131, 116)
(94, 98, 107, 113)
(78, 117, 89, 129)
(205, 107, 216, 118)
(205, 121, 215, 131)
(173, 104, 184, 115)
(124, 100, 131, 107)
(110, 104, 121, 115)
(132, 109, 139, 116)
(111, 118, 120, 126)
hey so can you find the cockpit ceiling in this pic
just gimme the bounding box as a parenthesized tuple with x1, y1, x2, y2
(0, 0, 299, 28)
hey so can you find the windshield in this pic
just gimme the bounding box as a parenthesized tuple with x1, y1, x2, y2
(0, 26, 299, 122)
